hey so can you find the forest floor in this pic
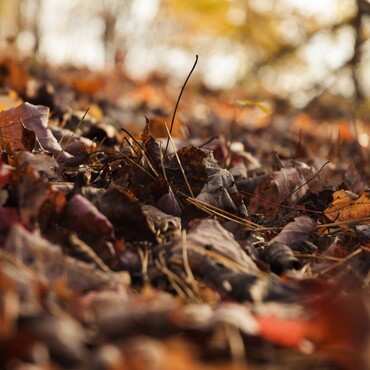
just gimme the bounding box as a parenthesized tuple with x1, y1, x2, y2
(0, 55, 370, 370)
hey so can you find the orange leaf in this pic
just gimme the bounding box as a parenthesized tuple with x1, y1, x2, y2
(324, 190, 370, 225)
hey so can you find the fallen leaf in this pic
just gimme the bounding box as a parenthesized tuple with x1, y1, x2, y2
(268, 216, 316, 249)
(260, 242, 300, 275)
(4, 224, 130, 291)
(96, 186, 157, 244)
(324, 189, 370, 225)
(248, 168, 308, 213)
(0, 102, 72, 162)
(256, 314, 309, 348)
(65, 194, 113, 239)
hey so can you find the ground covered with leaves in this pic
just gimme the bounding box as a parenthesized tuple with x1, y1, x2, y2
(0, 56, 370, 370)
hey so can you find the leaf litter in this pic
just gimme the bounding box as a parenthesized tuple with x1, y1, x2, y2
(0, 55, 369, 370)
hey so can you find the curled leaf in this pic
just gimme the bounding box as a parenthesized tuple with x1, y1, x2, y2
(0, 102, 72, 162)
(260, 242, 300, 275)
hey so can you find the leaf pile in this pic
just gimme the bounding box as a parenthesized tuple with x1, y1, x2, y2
(0, 56, 370, 370)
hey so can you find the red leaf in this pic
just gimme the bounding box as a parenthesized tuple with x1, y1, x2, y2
(256, 314, 309, 348)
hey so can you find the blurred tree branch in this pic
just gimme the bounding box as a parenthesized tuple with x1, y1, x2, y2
(349, 0, 370, 101)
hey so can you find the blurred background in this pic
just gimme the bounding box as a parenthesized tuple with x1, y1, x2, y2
(0, 0, 370, 113)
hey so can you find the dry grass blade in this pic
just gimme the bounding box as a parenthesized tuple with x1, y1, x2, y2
(183, 195, 262, 230)
(181, 230, 195, 285)
(184, 241, 267, 279)
(293, 252, 342, 262)
(117, 150, 156, 180)
(164, 123, 194, 197)
(361, 245, 370, 254)
(137, 247, 150, 286)
(155, 252, 201, 303)
(140, 150, 159, 177)
(0, 250, 39, 282)
(225, 323, 247, 364)
(159, 140, 168, 182)
(123, 136, 141, 158)
(311, 248, 362, 278)
(317, 217, 370, 229)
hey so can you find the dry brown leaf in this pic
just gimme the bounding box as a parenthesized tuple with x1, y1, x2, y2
(0, 102, 72, 162)
(4, 224, 130, 292)
(268, 215, 316, 249)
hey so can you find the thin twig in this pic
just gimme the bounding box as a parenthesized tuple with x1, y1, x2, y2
(140, 150, 159, 177)
(164, 55, 198, 156)
(124, 137, 141, 158)
(117, 151, 156, 179)
(312, 248, 362, 278)
(282, 160, 330, 203)
(241, 190, 323, 215)
(317, 217, 370, 229)
(199, 136, 219, 148)
(121, 126, 144, 151)
(155, 252, 200, 303)
(184, 241, 267, 279)
(293, 252, 342, 262)
(181, 193, 262, 229)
